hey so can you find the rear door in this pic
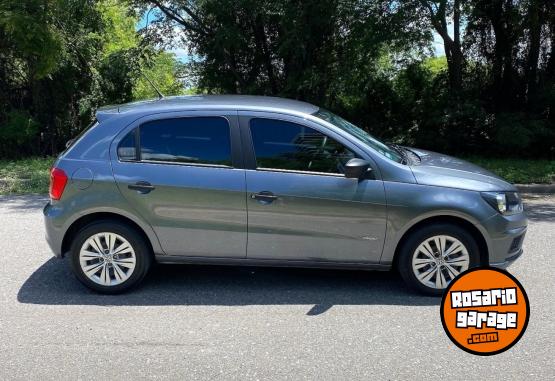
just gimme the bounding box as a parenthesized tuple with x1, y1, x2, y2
(111, 111, 247, 258)
(240, 112, 387, 263)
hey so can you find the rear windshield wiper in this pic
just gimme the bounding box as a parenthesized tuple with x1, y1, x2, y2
(65, 138, 75, 148)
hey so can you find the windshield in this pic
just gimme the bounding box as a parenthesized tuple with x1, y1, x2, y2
(313, 109, 403, 163)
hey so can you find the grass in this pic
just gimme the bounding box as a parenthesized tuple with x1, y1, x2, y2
(464, 157, 555, 184)
(0, 157, 55, 195)
(0, 156, 553, 195)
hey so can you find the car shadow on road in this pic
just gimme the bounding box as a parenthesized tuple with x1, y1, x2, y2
(0, 195, 49, 212)
(17, 258, 439, 314)
(523, 201, 555, 222)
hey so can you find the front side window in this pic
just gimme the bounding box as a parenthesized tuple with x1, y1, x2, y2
(137, 117, 232, 166)
(250, 118, 355, 174)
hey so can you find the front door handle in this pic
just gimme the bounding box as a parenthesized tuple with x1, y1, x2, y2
(128, 181, 155, 194)
(251, 191, 278, 204)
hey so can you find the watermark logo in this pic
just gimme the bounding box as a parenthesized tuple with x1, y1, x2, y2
(440, 267, 529, 356)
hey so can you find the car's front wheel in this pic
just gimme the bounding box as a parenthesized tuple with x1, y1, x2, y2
(69, 221, 152, 294)
(397, 223, 480, 295)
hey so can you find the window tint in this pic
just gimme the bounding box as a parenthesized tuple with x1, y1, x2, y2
(139, 117, 232, 166)
(117, 130, 136, 161)
(250, 118, 355, 174)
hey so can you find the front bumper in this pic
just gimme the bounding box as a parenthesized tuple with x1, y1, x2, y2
(490, 248, 524, 268)
(482, 211, 527, 267)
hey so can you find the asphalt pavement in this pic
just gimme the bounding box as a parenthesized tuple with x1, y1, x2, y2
(0, 194, 553, 380)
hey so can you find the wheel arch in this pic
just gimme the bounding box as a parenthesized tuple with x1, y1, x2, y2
(61, 211, 160, 257)
(391, 215, 489, 268)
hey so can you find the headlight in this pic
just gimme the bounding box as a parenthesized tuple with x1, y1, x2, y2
(481, 192, 523, 215)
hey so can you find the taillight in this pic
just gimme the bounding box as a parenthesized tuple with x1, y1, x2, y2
(49, 168, 68, 200)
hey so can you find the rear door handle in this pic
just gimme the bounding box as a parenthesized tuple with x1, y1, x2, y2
(128, 181, 155, 194)
(251, 191, 278, 204)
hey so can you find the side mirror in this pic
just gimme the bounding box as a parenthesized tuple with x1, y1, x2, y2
(344, 158, 371, 179)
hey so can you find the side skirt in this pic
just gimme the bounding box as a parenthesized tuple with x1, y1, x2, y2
(154, 255, 391, 271)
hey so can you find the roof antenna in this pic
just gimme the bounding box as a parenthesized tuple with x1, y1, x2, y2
(142, 72, 165, 100)
(141, 8, 164, 100)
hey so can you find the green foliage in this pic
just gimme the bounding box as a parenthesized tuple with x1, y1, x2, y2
(464, 157, 555, 184)
(0, 0, 185, 158)
(0, 110, 39, 157)
(97, 0, 138, 56)
(133, 52, 186, 100)
(0, 0, 63, 78)
(99, 48, 142, 105)
(423, 56, 448, 75)
(138, 0, 554, 160)
(1, 0, 554, 161)
(0, 109, 39, 143)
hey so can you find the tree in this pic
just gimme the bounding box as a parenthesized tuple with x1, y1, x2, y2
(0, 0, 186, 157)
(134, 0, 429, 106)
(416, 0, 464, 94)
(464, 0, 554, 153)
(133, 52, 186, 99)
(1, 0, 553, 159)
(0, 0, 105, 156)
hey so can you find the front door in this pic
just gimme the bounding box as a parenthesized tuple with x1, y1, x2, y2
(241, 114, 387, 263)
(111, 112, 247, 258)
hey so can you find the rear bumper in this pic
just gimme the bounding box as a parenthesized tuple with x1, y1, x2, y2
(44, 202, 64, 257)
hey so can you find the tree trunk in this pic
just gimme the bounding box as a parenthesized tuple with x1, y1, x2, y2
(525, 0, 541, 105)
(421, 0, 463, 94)
(252, 15, 278, 94)
(450, 0, 462, 93)
(488, 0, 515, 110)
(548, 20, 555, 81)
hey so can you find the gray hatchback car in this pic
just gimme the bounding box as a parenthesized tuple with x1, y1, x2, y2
(44, 95, 527, 295)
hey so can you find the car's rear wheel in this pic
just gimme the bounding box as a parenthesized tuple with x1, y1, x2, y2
(397, 223, 480, 295)
(69, 221, 151, 294)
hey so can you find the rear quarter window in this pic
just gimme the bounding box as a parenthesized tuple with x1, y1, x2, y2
(117, 131, 137, 161)
(64, 120, 112, 160)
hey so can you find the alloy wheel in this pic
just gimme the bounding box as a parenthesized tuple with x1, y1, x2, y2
(411, 235, 470, 289)
(79, 232, 137, 286)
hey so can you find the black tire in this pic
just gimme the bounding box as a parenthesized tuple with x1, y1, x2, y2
(69, 220, 152, 294)
(397, 223, 480, 296)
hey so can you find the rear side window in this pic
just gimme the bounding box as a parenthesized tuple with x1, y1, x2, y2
(249, 118, 355, 174)
(118, 117, 232, 166)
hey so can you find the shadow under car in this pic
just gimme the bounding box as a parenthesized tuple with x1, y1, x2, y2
(17, 258, 439, 315)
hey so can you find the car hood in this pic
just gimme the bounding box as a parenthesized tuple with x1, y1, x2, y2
(407, 148, 516, 192)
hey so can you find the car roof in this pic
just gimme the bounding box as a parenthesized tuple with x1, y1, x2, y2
(96, 95, 319, 121)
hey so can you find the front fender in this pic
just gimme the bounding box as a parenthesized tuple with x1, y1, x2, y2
(380, 182, 495, 265)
